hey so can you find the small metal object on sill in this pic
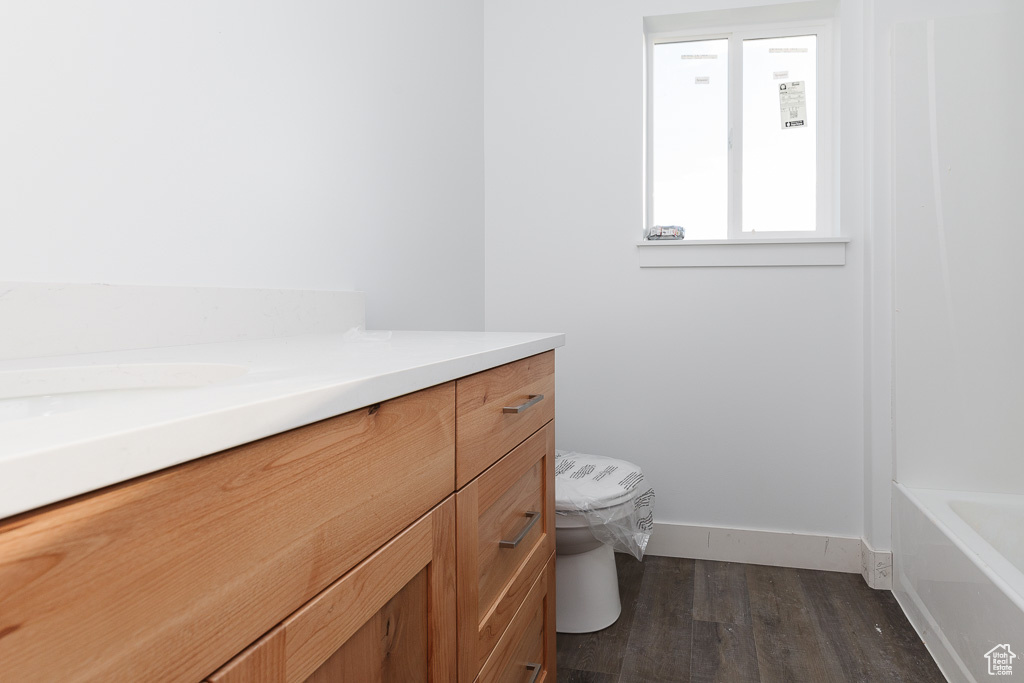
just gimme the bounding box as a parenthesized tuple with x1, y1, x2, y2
(645, 225, 685, 240)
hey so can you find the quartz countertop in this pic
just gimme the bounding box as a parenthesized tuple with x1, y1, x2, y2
(0, 330, 564, 519)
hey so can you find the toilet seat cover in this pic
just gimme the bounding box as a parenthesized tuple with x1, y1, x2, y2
(554, 452, 643, 511)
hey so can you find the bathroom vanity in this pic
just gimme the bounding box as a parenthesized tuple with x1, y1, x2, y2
(0, 331, 560, 682)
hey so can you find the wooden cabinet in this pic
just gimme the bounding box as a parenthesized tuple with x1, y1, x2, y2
(0, 382, 455, 682)
(0, 352, 556, 683)
(455, 354, 557, 683)
(477, 556, 556, 683)
(208, 497, 456, 683)
(455, 351, 555, 488)
(456, 424, 555, 681)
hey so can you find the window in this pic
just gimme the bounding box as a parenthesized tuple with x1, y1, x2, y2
(645, 22, 833, 240)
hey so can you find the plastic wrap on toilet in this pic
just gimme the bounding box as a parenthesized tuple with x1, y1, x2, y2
(554, 450, 655, 560)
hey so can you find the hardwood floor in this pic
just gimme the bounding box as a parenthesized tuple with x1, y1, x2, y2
(557, 555, 944, 683)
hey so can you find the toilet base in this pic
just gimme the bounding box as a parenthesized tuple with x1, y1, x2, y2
(555, 543, 621, 633)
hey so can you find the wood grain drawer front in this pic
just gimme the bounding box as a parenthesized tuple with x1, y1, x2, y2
(208, 497, 456, 683)
(456, 351, 554, 488)
(0, 383, 456, 683)
(477, 555, 556, 683)
(456, 423, 555, 682)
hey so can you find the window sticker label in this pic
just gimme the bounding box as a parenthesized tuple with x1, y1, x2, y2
(773, 70, 789, 80)
(695, 76, 710, 85)
(779, 81, 807, 129)
(681, 54, 718, 60)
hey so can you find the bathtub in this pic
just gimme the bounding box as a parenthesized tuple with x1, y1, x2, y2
(894, 484, 1024, 682)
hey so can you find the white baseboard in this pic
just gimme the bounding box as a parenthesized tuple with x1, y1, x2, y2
(644, 521, 863, 575)
(861, 541, 894, 590)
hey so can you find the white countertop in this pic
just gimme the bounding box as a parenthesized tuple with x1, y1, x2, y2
(0, 330, 564, 519)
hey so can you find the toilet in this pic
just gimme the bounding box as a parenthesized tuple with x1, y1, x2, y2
(554, 452, 653, 634)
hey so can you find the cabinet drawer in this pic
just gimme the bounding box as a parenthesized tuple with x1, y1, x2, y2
(477, 555, 556, 683)
(208, 497, 456, 683)
(456, 351, 555, 488)
(456, 423, 555, 681)
(0, 383, 455, 683)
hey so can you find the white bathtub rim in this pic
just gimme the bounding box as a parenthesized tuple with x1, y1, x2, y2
(896, 483, 1024, 615)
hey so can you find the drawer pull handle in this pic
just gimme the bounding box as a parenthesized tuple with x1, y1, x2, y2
(503, 394, 544, 414)
(499, 511, 541, 549)
(525, 663, 542, 683)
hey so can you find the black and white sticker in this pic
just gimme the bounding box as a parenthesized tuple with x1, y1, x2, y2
(779, 81, 807, 129)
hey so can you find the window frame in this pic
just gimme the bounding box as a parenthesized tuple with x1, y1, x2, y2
(644, 20, 835, 240)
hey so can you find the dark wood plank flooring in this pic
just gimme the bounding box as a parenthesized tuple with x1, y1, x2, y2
(557, 555, 943, 683)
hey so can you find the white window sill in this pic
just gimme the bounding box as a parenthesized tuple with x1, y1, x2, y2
(637, 237, 849, 268)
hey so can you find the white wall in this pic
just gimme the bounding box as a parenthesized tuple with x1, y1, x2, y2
(886, 0, 1023, 492)
(484, 0, 866, 538)
(0, 1, 484, 331)
(8, 0, 1016, 551)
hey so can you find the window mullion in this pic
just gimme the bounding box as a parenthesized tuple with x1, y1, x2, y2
(644, 35, 654, 238)
(816, 26, 832, 237)
(727, 34, 743, 239)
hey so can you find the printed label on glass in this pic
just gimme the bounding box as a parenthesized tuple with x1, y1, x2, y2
(779, 81, 807, 129)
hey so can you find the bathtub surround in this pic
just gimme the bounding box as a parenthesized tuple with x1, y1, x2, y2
(895, 486, 1024, 682)
(888, 4, 1023, 679)
(890, 10, 1024, 494)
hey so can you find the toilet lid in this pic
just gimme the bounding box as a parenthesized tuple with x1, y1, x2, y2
(554, 452, 643, 512)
